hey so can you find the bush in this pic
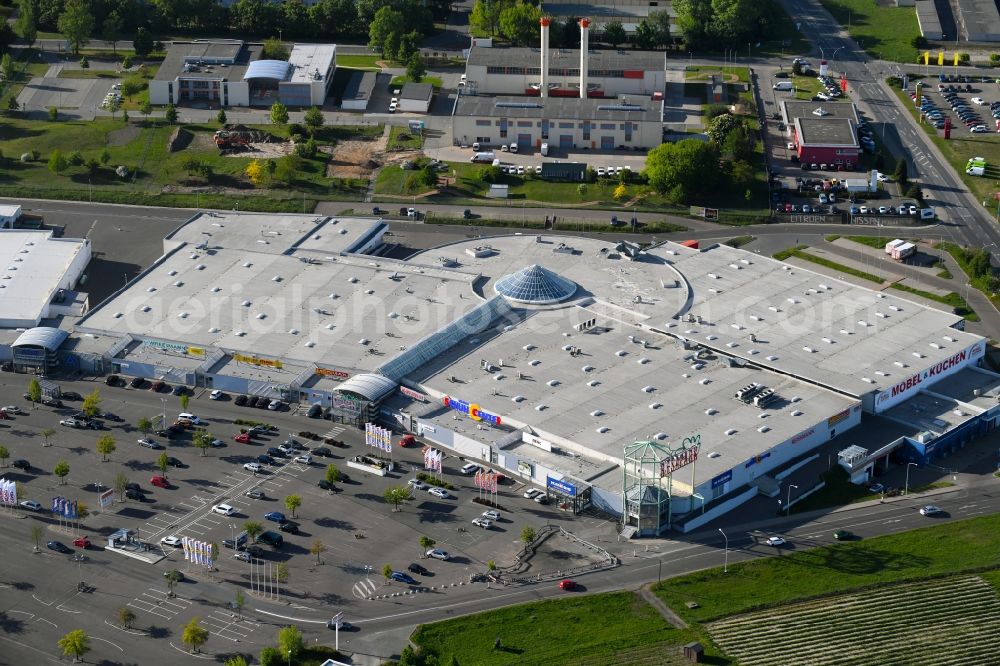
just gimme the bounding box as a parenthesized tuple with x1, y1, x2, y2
(911, 35, 929, 49)
(959, 53, 970, 64)
(479, 165, 501, 183)
(68, 151, 84, 166)
(705, 103, 730, 121)
(992, 54, 1000, 65)
(288, 123, 304, 137)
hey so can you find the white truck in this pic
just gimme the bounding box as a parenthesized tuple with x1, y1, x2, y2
(773, 81, 793, 91)
(471, 151, 496, 163)
(885, 239, 906, 255)
(890, 242, 916, 261)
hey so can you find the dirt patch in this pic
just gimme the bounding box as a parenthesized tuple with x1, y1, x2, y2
(167, 127, 193, 152)
(328, 129, 422, 180)
(218, 141, 294, 158)
(107, 124, 142, 147)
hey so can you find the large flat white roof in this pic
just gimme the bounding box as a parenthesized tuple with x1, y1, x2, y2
(288, 44, 336, 85)
(0, 230, 89, 327)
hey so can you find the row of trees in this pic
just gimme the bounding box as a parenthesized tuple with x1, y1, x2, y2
(468, 1, 671, 50)
(673, 0, 779, 51)
(16, 0, 441, 53)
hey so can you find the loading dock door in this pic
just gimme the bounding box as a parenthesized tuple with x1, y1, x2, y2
(600, 136, 614, 150)
(517, 133, 531, 147)
(559, 135, 574, 149)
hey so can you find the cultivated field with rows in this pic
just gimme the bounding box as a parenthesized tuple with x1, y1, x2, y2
(707, 575, 1000, 666)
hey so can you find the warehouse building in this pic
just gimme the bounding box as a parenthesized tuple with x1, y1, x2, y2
(398, 82, 433, 113)
(452, 95, 663, 150)
(61, 211, 997, 532)
(463, 19, 665, 97)
(340, 71, 377, 111)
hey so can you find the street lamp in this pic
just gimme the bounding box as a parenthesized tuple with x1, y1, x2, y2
(786, 484, 798, 516)
(718, 528, 728, 573)
(287, 649, 292, 666)
(905, 462, 918, 495)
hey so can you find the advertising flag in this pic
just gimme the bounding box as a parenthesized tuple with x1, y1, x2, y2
(938, 51, 944, 66)
(51, 496, 59, 514)
(923, 52, 929, 66)
(70, 500, 79, 520)
(422, 447, 430, 468)
(181, 537, 189, 561)
(491, 473, 498, 492)
(1, 480, 9, 504)
(953, 52, 960, 67)
(435, 450, 443, 473)
(474, 470, 482, 488)
(383, 428, 392, 452)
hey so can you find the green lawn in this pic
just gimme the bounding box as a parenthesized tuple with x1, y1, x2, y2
(791, 74, 827, 100)
(685, 66, 751, 84)
(386, 125, 423, 151)
(412, 591, 728, 665)
(335, 55, 382, 69)
(939, 242, 1000, 313)
(389, 74, 444, 89)
(818, 0, 921, 63)
(655, 512, 1000, 625)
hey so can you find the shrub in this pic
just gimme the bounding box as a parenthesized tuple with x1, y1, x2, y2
(478, 165, 502, 183)
(68, 151, 84, 166)
(288, 123, 304, 137)
(959, 53, 970, 64)
(992, 54, 1000, 65)
(705, 103, 730, 121)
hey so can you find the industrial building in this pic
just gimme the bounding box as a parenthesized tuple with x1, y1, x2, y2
(398, 82, 434, 113)
(39, 211, 997, 534)
(340, 71, 377, 111)
(463, 19, 665, 98)
(452, 95, 663, 150)
(151, 41, 335, 108)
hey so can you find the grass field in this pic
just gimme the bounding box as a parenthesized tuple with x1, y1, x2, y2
(389, 74, 444, 89)
(655, 512, 1000, 626)
(708, 575, 1000, 665)
(386, 125, 423, 151)
(335, 55, 382, 69)
(818, 0, 921, 63)
(411, 591, 727, 665)
(685, 66, 751, 84)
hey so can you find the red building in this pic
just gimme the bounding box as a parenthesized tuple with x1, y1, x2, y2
(792, 116, 860, 168)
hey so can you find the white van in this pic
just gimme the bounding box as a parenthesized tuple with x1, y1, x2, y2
(541, 142, 549, 156)
(177, 412, 201, 424)
(509, 142, 518, 153)
(773, 81, 793, 91)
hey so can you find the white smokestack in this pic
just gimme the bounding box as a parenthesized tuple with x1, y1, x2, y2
(579, 19, 590, 98)
(540, 17, 550, 98)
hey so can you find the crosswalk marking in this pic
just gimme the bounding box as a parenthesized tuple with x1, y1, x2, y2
(352, 578, 377, 599)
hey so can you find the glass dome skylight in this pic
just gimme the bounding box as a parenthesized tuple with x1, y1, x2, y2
(494, 264, 577, 304)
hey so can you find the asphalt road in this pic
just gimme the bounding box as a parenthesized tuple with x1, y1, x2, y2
(781, 0, 1000, 258)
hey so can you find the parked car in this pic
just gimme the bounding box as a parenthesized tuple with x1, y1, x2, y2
(312, 446, 332, 458)
(391, 571, 416, 584)
(61, 391, 83, 401)
(461, 463, 481, 475)
(481, 510, 501, 521)
(234, 394, 248, 406)
(244, 462, 263, 473)
(425, 548, 450, 561)
(73, 536, 92, 549)
(258, 531, 283, 547)
(12, 459, 30, 471)
(106, 374, 122, 386)
(137, 438, 162, 449)
(278, 521, 299, 534)
(161, 535, 182, 547)
(234, 433, 251, 444)
(47, 540, 72, 553)
(471, 517, 493, 529)
(212, 503, 236, 516)
(264, 511, 286, 523)
(428, 487, 452, 499)
(165, 457, 185, 468)
(255, 455, 273, 465)
(20, 500, 42, 511)
(210, 390, 225, 400)
(150, 475, 169, 488)
(408, 562, 429, 576)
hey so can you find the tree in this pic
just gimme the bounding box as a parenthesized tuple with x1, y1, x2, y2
(7, 97, 19, 113)
(192, 429, 213, 456)
(310, 539, 326, 564)
(368, 6, 405, 55)
(470, 0, 503, 37)
(487, 559, 497, 571)
(48, 106, 59, 122)
(114, 471, 128, 500)
(31, 524, 43, 551)
(261, 36, 289, 60)
(58, 0, 94, 56)
(164, 103, 178, 124)
(707, 113, 743, 146)
(577, 183, 588, 197)
(406, 53, 426, 83)
(41, 427, 55, 447)
(81, 388, 101, 419)
(395, 30, 420, 62)
(117, 607, 135, 629)
(602, 20, 626, 47)
(647, 9, 671, 48)
(217, 109, 227, 125)
(96, 434, 116, 462)
(614, 183, 628, 200)
(284, 494, 301, 518)
(520, 526, 536, 544)
(382, 563, 393, 580)
(165, 570, 181, 597)
(275, 563, 288, 586)
(419, 535, 435, 557)
(244, 521, 264, 543)
(277, 625, 304, 660)
(730, 160, 754, 187)
(499, 1, 542, 46)
(259, 647, 283, 666)
(234, 588, 246, 619)
(269, 101, 289, 126)
(643, 138, 720, 203)
(133, 26, 153, 59)
(1, 54, 13, 83)
(383, 486, 410, 511)
(182, 617, 209, 653)
(894, 159, 908, 185)
(99, 148, 111, 165)
(28, 378, 41, 404)
(54, 460, 70, 485)
(102, 12, 122, 54)
(245, 159, 267, 187)
(157, 452, 169, 478)
(0, 446, 7, 466)
(673, 0, 713, 49)
(17, 0, 38, 45)
(58, 629, 90, 663)
(304, 106, 324, 134)
(139, 99, 152, 119)
(121, 77, 144, 102)
(722, 125, 754, 163)
(225, 657, 249, 666)
(180, 393, 190, 411)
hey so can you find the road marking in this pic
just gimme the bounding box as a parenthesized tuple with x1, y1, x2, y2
(253, 608, 329, 624)
(353, 578, 377, 599)
(31, 594, 54, 607)
(89, 636, 124, 652)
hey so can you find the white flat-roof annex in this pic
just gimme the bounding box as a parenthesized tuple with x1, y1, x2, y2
(0, 230, 90, 327)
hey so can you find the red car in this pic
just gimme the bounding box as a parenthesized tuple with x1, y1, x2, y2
(399, 434, 417, 448)
(150, 475, 169, 488)
(559, 579, 578, 591)
(73, 536, 91, 549)
(234, 433, 251, 444)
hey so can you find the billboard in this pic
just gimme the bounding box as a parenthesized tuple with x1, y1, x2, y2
(233, 353, 283, 369)
(442, 395, 502, 426)
(547, 475, 577, 497)
(874, 342, 984, 412)
(316, 367, 350, 379)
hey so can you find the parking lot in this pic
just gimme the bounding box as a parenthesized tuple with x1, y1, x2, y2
(16, 75, 116, 113)
(0, 372, 608, 651)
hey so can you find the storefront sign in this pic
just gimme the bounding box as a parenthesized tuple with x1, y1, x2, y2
(187, 347, 205, 357)
(523, 432, 553, 452)
(143, 339, 189, 354)
(875, 343, 982, 411)
(711, 469, 732, 489)
(330, 395, 362, 415)
(660, 444, 699, 477)
(517, 460, 533, 477)
(315, 367, 350, 379)
(399, 386, 427, 402)
(233, 352, 283, 369)
(827, 409, 850, 428)
(744, 451, 772, 469)
(442, 395, 502, 426)
(547, 475, 577, 497)
(791, 428, 815, 444)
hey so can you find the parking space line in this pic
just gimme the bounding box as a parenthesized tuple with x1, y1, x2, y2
(127, 602, 172, 620)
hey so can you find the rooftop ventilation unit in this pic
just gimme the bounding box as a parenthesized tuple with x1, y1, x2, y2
(535, 404, 547, 411)
(637, 357, 649, 364)
(587, 380, 600, 387)
(178, 312, 189, 319)
(141, 305, 151, 312)
(753, 389, 777, 408)
(235, 330, 245, 337)
(243, 262, 252, 268)
(791, 410, 803, 416)
(757, 426, 770, 433)
(512, 395, 525, 402)
(725, 428, 737, 436)
(523, 344, 535, 351)
(147, 286, 156, 293)
(209, 327, 220, 333)
(649, 403, 661, 409)
(590, 409, 603, 417)
(211, 286, 220, 293)
(596, 426, 609, 433)
(168, 270, 177, 276)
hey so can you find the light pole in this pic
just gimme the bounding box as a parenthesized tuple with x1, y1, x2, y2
(905, 462, 917, 495)
(786, 484, 798, 516)
(287, 649, 292, 666)
(718, 528, 728, 573)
